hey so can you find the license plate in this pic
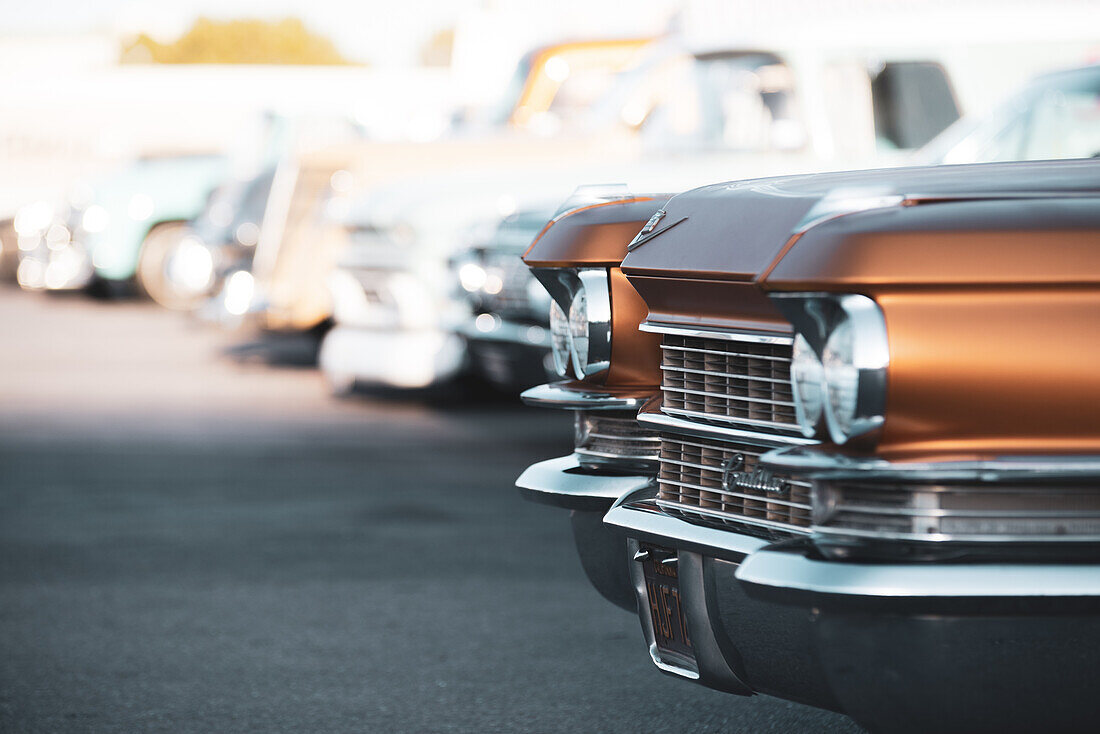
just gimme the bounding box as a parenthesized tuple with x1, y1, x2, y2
(641, 548, 694, 662)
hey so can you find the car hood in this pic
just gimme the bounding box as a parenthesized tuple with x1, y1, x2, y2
(619, 159, 1100, 329)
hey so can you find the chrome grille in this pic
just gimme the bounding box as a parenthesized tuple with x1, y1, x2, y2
(657, 433, 811, 539)
(576, 413, 661, 465)
(660, 334, 800, 436)
(482, 250, 535, 317)
(818, 482, 1100, 542)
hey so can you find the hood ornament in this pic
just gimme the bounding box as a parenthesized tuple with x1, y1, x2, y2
(627, 209, 688, 251)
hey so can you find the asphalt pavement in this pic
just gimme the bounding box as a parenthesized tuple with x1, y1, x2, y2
(0, 286, 861, 733)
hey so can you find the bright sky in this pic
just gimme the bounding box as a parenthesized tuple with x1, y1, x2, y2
(0, 0, 680, 66)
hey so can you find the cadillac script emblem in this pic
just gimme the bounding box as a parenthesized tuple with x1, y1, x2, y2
(721, 454, 789, 495)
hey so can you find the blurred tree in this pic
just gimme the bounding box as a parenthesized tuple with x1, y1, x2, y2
(419, 27, 455, 68)
(120, 18, 357, 65)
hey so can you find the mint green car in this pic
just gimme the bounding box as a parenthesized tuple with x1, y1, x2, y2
(16, 154, 228, 297)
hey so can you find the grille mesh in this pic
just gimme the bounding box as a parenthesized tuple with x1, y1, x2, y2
(660, 335, 800, 435)
(576, 414, 661, 463)
(482, 251, 536, 318)
(657, 433, 811, 539)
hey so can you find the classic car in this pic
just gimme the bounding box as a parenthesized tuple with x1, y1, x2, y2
(516, 191, 673, 609)
(320, 43, 963, 393)
(15, 154, 227, 296)
(458, 38, 654, 135)
(0, 215, 17, 283)
(920, 63, 1100, 165)
(316, 165, 598, 391)
(245, 36, 656, 334)
(517, 158, 1100, 732)
(450, 203, 558, 389)
(151, 166, 276, 312)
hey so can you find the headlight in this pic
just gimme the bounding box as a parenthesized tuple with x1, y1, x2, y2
(821, 295, 889, 444)
(458, 262, 487, 292)
(224, 270, 255, 316)
(14, 200, 53, 236)
(81, 205, 109, 233)
(568, 287, 589, 378)
(542, 268, 612, 380)
(771, 293, 888, 445)
(549, 300, 570, 376)
(790, 333, 824, 437)
(167, 236, 215, 293)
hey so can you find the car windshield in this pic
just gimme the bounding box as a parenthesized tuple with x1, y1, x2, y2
(590, 48, 804, 153)
(922, 65, 1100, 164)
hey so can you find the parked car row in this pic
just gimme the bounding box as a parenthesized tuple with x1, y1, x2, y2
(516, 63, 1100, 734)
(1, 26, 1098, 732)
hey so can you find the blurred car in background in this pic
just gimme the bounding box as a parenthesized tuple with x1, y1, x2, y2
(0, 216, 17, 283)
(315, 164, 597, 392)
(450, 204, 557, 390)
(15, 154, 227, 296)
(457, 37, 654, 136)
(151, 166, 276, 312)
(238, 36, 658, 335)
(920, 62, 1100, 164)
(318, 41, 961, 393)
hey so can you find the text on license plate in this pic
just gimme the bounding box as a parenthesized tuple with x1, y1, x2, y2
(642, 549, 693, 660)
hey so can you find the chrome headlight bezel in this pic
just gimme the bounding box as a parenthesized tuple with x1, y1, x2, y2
(771, 293, 889, 446)
(533, 267, 612, 380)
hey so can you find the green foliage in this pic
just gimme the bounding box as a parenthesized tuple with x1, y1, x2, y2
(120, 17, 357, 66)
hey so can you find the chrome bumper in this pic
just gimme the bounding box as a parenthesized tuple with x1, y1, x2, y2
(607, 494, 1100, 598)
(515, 454, 653, 512)
(520, 382, 651, 411)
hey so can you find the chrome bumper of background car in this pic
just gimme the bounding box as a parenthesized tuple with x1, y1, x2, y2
(455, 318, 548, 348)
(520, 382, 652, 411)
(318, 325, 466, 389)
(515, 454, 653, 511)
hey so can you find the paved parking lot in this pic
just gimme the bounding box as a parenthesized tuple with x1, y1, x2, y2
(0, 286, 859, 733)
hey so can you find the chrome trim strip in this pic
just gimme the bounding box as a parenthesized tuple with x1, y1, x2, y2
(515, 454, 654, 511)
(520, 382, 651, 411)
(639, 409, 816, 447)
(810, 525, 1100, 544)
(830, 504, 1100, 519)
(586, 431, 661, 443)
(642, 322, 793, 345)
(657, 479, 811, 510)
(735, 549, 1100, 597)
(575, 447, 660, 463)
(762, 446, 1100, 481)
(662, 386, 795, 408)
(662, 407, 802, 435)
(657, 500, 811, 535)
(660, 344, 791, 362)
(604, 494, 770, 559)
(660, 364, 788, 384)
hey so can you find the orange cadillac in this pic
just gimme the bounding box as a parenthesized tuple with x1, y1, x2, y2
(518, 158, 1100, 733)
